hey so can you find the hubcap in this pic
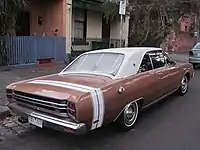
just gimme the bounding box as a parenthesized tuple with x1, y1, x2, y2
(124, 102, 138, 127)
(181, 77, 188, 93)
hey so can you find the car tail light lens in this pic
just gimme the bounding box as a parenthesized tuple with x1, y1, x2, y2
(6, 89, 13, 99)
(67, 102, 76, 119)
(189, 51, 194, 56)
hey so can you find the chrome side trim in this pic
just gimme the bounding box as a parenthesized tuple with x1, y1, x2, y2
(142, 87, 179, 109)
(113, 97, 143, 122)
(29, 112, 84, 130)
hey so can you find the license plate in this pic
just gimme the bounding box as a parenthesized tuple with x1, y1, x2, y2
(28, 116, 43, 128)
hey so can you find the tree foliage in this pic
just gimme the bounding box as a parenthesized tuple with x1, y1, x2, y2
(0, 0, 27, 66)
(102, 0, 200, 47)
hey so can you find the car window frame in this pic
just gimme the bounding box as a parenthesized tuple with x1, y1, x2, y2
(138, 53, 154, 73)
(193, 43, 200, 49)
(60, 52, 125, 77)
(162, 51, 175, 66)
(148, 50, 167, 70)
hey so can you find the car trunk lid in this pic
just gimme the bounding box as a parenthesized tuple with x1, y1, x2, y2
(12, 73, 114, 102)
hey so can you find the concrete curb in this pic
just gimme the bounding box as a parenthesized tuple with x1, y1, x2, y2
(0, 106, 10, 121)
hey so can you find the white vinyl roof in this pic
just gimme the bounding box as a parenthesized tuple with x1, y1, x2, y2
(60, 47, 163, 79)
(84, 47, 162, 55)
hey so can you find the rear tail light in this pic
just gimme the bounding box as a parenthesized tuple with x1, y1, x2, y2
(6, 89, 13, 99)
(189, 51, 194, 56)
(67, 102, 76, 119)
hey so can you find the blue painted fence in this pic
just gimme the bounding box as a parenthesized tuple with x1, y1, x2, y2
(4, 36, 66, 66)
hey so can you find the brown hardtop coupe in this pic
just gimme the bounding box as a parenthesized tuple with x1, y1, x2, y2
(6, 47, 194, 135)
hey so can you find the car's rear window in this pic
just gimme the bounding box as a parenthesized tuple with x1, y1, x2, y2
(63, 52, 125, 76)
(193, 43, 200, 49)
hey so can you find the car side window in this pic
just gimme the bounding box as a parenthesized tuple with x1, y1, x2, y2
(163, 52, 171, 65)
(149, 51, 166, 69)
(138, 54, 153, 73)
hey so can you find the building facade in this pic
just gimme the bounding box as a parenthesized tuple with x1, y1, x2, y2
(16, 0, 130, 54)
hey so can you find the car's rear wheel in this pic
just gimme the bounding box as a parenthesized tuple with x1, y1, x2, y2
(116, 101, 139, 131)
(177, 75, 188, 96)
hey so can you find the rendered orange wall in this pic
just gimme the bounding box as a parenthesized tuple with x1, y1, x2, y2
(27, 0, 64, 37)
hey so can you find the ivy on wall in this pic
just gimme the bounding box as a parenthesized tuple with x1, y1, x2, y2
(102, 0, 200, 48)
(0, 0, 28, 66)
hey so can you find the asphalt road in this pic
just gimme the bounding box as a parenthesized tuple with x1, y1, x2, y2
(0, 69, 200, 150)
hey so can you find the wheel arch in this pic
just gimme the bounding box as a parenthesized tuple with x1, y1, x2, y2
(184, 71, 190, 82)
(113, 97, 143, 122)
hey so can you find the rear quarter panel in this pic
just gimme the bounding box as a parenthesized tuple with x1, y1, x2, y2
(75, 93, 93, 128)
(176, 62, 194, 82)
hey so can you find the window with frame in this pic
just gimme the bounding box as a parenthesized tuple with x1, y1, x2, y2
(73, 9, 85, 43)
(193, 43, 200, 49)
(163, 52, 172, 65)
(138, 54, 153, 73)
(63, 52, 125, 76)
(149, 51, 166, 69)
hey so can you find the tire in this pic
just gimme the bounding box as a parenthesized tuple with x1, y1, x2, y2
(192, 63, 197, 69)
(116, 101, 139, 131)
(177, 75, 189, 96)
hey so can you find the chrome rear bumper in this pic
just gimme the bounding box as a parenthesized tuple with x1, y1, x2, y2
(7, 102, 87, 135)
